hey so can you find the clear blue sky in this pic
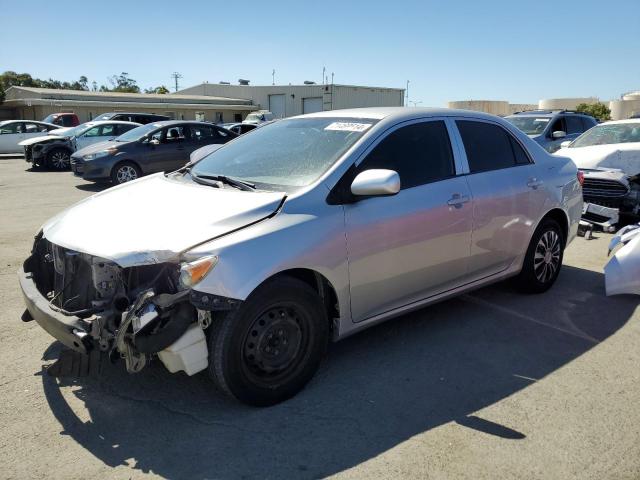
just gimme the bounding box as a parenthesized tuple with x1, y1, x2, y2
(1, 0, 638, 106)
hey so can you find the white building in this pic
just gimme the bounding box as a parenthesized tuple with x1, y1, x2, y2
(177, 82, 405, 118)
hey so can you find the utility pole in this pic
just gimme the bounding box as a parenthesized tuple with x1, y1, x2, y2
(272, 69, 275, 85)
(331, 72, 334, 85)
(171, 72, 182, 92)
(322, 66, 326, 85)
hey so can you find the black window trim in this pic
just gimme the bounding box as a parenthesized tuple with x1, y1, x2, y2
(453, 117, 534, 176)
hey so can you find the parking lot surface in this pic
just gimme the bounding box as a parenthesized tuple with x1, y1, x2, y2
(1, 157, 639, 480)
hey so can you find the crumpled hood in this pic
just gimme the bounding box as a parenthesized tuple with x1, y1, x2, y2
(42, 174, 286, 267)
(19, 135, 67, 146)
(554, 144, 640, 175)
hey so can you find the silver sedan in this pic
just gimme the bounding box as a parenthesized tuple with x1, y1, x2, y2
(19, 107, 583, 406)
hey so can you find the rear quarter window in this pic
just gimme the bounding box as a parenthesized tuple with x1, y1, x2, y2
(456, 120, 522, 173)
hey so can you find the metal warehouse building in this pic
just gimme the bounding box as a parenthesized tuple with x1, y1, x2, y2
(0, 86, 257, 123)
(177, 82, 406, 118)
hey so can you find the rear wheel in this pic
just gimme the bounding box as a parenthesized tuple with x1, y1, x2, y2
(208, 277, 329, 406)
(515, 218, 564, 293)
(111, 161, 141, 184)
(47, 148, 71, 170)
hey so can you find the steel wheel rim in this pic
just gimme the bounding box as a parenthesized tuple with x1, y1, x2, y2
(534, 230, 561, 283)
(116, 165, 137, 183)
(51, 151, 69, 169)
(241, 303, 309, 384)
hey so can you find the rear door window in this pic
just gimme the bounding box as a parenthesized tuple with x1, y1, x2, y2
(456, 120, 520, 173)
(581, 117, 596, 131)
(24, 122, 45, 133)
(115, 124, 137, 135)
(100, 124, 116, 136)
(359, 120, 455, 189)
(190, 124, 219, 142)
(565, 116, 584, 135)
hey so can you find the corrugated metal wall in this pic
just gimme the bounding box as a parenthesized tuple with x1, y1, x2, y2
(178, 84, 404, 117)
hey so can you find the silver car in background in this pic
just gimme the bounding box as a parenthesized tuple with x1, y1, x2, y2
(19, 108, 582, 406)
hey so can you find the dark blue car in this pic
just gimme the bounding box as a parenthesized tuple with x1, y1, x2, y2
(70, 121, 237, 184)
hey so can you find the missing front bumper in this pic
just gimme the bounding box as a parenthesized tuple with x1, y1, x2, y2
(18, 267, 92, 354)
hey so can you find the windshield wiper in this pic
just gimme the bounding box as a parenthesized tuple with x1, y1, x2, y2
(188, 169, 256, 191)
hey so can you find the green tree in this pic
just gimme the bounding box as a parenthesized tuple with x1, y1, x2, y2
(144, 85, 170, 94)
(102, 72, 140, 93)
(576, 102, 611, 122)
(0, 71, 90, 94)
(0, 85, 5, 104)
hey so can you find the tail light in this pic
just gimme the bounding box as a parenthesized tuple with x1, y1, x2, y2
(577, 171, 584, 186)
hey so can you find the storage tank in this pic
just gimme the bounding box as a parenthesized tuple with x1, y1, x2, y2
(622, 91, 640, 101)
(538, 97, 599, 110)
(609, 99, 640, 120)
(447, 100, 510, 116)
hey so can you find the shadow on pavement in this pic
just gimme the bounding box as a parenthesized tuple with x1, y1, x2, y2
(74, 182, 111, 193)
(40, 266, 637, 479)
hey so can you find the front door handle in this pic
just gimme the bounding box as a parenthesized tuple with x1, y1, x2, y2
(447, 193, 470, 208)
(527, 178, 544, 189)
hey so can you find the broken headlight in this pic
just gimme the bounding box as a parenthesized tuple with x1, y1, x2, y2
(178, 255, 218, 289)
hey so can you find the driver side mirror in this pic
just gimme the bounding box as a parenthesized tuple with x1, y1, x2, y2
(351, 169, 400, 197)
(552, 130, 567, 139)
(149, 138, 160, 146)
(560, 140, 572, 148)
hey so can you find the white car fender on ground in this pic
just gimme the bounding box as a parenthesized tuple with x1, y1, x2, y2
(605, 224, 640, 296)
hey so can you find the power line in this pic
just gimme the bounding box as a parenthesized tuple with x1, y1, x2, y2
(171, 72, 183, 92)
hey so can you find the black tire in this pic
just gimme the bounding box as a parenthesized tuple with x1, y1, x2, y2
(515, 218, 564, 293)
(47, 148, 71, 170)
(111, 161, 141, 184)
(208, 276, 329, 406)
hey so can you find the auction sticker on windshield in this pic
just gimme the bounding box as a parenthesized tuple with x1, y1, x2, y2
(324, 122, 372, 132)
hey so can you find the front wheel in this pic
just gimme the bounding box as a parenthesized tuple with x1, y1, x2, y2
(47, 148, 71, 170)
(515, 218, 564, 293)
(208, 277, 329, 406)
(111, 161, 141, 184)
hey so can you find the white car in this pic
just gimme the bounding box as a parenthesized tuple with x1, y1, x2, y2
(0, 120, 58, 153)
(243, 110, 275, 125)
(555, 119, 640, 224)
(20, 121, 141, 169)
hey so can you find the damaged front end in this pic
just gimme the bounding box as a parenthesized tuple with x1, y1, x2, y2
(20, 233, 215, 376)
(581, 169, 640, 230)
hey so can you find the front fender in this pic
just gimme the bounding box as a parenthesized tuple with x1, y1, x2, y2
(186, 200, 350, 325)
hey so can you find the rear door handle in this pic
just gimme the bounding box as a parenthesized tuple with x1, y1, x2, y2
(527, 178, 544, 189)
(447, 193, 470, 208)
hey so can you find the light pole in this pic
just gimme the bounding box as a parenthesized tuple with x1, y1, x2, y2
(405, 80, 409, 107)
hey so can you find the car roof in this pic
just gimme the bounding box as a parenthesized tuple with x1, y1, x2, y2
(506, 110, 593, 118)
(100, 112, 168, 116)
(599, 119, 640, 126)
(297, 106, 505, 122)
(85, 120, 142, 126)
(0, 120, 56, 126)
(146, 120, 215, 127)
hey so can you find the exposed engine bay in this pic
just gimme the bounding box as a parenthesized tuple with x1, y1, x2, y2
(581, 168, 640, 231)
(23, 233, 212, 375)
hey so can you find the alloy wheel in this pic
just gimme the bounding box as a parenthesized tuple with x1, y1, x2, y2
(50, 151, 70, 169)
(533, 230, 561, 283)
(116, 165, 138, 183)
